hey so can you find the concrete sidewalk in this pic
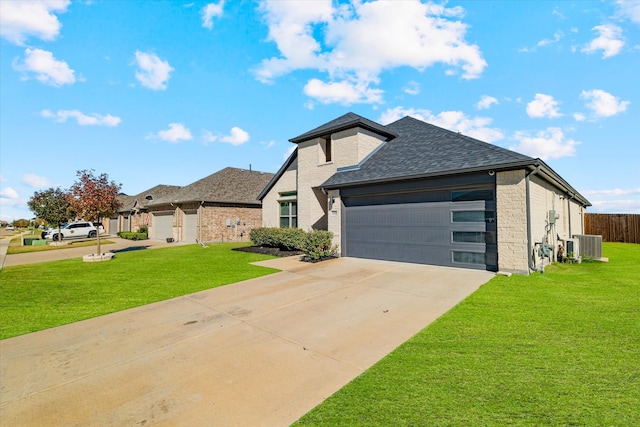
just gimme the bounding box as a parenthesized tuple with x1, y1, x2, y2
(0, 256, 493, 426)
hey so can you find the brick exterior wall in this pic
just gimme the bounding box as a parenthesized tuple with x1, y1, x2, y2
(144, 203, 261, 243)
(196, 204, 262, 243)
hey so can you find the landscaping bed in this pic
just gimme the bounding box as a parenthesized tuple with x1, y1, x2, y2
(232, 245, 303, 257)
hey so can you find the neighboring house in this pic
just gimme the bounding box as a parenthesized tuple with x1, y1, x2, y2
(258, 112, 590, 274)
(141, 167, 274, 243)
(111, 185, 181, 235)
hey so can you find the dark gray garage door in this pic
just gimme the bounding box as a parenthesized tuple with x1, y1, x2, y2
(343, 186, 497, 271)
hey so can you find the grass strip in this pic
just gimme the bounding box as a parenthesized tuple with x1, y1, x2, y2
(0, 243, 277, 339)
(294, 243, 640, 426)
(7, 238, 116, 254)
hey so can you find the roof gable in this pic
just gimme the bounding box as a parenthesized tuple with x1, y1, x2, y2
(289, 112, 397, 143)
(118, 184, 181, 211)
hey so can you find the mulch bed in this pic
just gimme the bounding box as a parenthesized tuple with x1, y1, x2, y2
(232, 246, 304, 257)
(233, 246, 338, 263)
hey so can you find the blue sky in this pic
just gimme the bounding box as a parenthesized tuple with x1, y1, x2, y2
(1, 0, 639, 222)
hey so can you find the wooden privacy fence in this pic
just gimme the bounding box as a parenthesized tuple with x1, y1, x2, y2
(584, 213, 640, 244)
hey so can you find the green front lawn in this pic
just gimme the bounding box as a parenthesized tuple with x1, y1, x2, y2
(295, 243, 640, 426)
(0, 243, 277, 339)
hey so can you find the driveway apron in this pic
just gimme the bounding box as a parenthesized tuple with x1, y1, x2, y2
(0, 257, 493, 426)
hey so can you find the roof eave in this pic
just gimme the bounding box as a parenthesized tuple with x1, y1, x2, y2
(289, 120, 397, 143)
(257, 148, 298, 201)
(321, 160, 591, 208)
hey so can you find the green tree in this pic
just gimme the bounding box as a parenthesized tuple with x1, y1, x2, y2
(27, 187, 71, 240)
(68, 170, 122, 255)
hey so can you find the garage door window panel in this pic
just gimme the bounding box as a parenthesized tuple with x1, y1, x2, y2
(451, 189, 494, 202)
(452, 210, 495, 223)
(453, 231, 495, 244)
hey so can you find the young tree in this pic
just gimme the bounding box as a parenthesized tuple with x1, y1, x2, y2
(27, 187, 71, 240)
(68, 170, 122, 255)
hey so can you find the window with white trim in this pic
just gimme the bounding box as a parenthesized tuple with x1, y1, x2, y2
(279, 201, 297, 228)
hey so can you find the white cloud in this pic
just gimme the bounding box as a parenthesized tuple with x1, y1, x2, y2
(476, 95, 498, 110)
(582, 24, 624, 58)
(0, 0, 70, 45)
(526, 93, 562, 118)
(573, 112, 586, 121)
(403, 81, 420, 96)
(521, 30, 564, 52)
(255, 0, 486, 105)
(202, 130, 218, 145)
(303, 78, 383, 105)
(379, 107, 504, 143)
(40, 109, 121, 126)
(220, 127, 250, 145)
(616, 0, 640, 25)
(589, 199, 640, 214)
(511, 127, 579, 160)
(153, 123, 193, 143)
(552, 8, 565, 19)
(537, 30, 564, 47)
(22, 173, 51, 188)
(13, 48, 75, 86)
(134, 51, 174, 90)
(0, 187, 19, 201)
(583, 188, 640, 197)
(201, 1, 224, 29)
(580, 89, 630, 117)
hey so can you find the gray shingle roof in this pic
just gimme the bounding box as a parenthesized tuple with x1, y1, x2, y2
(119, 185, 181, 211)
(322, 116, 535, 187)
(147, 167, 274, 206)
(290, 112, 397, 143)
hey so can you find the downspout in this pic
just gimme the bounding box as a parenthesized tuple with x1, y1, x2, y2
(526, 165, 541, 273)
(567, 193, 573, 238)
(199, 201, 204, 243)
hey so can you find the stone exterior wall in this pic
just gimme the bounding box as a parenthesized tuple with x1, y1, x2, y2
(496, 170, 585, 274)
(262, 157, 298, 228)
(326, 189, 342, 254)
(529, 175, 583, 265)
(496, 170, 529, 274)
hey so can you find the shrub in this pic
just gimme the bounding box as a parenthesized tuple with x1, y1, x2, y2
(250, 228, 276, 247)
(138, 225, 148, 234)
(278, 228, 306, 251)
(117, 231, 148, 240)
(249, 227, 305, 251)
(302, 230, 338, 261)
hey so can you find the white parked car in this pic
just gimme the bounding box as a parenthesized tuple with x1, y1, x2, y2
(43, 221, 101, 241)
(6, 225, 14, 231)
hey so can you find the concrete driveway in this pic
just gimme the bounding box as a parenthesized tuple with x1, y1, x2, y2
(0, 256, 493, 426)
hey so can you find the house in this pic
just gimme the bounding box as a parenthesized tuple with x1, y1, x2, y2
(258, 113, 590, 274)
(111, 185, 181, 234)
(111, 167, 274, 243)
